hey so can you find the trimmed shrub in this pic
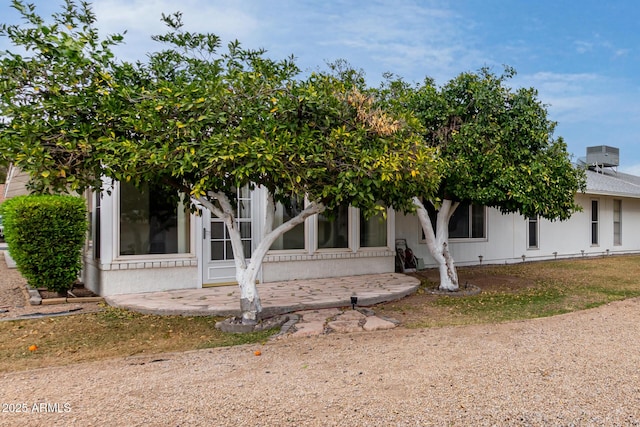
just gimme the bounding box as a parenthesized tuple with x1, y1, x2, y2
(0, 195, 87, 293)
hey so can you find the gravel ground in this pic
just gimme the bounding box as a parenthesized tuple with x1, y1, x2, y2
(2, 251, 640, 426)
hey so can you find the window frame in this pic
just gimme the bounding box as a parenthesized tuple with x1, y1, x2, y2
(266, 201, 393, 255)
(358, 205, 390, 250)
(315, 205, 353, 252)
(114, 182, 194, 261)
(527, 215, 539, 250)
(209, 187, 254, 261)
(591, 199, 599, 246)
(419, 202, 487, 242)
(267, 195, 309, 254)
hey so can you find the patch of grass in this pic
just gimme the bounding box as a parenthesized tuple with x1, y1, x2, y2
(433, 286, 567, 320)
(0, 306, 276, 373)
(382, 255, 640, 329)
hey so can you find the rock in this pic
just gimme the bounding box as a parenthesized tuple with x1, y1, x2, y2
(215, 315, 288, 333)
(288, 321, 326, 338)
(363, 316, 397, 331)
(327, 320, 363, 333)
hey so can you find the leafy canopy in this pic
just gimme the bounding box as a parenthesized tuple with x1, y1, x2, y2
(0, 0, 124, 193)
(0, 2, 440, 217)
(401, 67, 586, 221)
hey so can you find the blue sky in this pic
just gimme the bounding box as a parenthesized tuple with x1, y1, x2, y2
(2, 1, 640, 172)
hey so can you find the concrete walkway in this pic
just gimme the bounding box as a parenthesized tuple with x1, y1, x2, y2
(105, 272, 420, 319)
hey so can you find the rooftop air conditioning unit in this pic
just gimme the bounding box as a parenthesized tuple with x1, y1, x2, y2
(586, 145, 619, 168)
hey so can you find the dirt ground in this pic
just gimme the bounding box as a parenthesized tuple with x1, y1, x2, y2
(0, 253, 102, 320)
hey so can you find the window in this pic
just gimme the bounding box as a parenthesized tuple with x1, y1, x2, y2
(210, 187, 252, 260)
(119, 182, 190, 256)
(591, 200, 599, 246)
(450, 202, 485, 239)
(360, 208, 387, 247)
(420, 201, 486, 240)
(614, 199, 622, 246)
(527, 215, 539, 249)
(317, 205, 349, 249)
(270, 196, 305, 250)
(94, 192, 101, 259)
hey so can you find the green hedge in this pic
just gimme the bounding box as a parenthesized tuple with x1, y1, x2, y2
(0, 195, 87, 293)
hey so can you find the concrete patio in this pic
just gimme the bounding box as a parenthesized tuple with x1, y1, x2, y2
(105, 272, 420, 318)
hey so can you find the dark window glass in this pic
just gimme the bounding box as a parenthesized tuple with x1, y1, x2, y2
(421, 201, 485, 240)
(270, 196, 305, 250)
(360, 207, 387, 247)
(120, 182, 190, 256)
(528, 216, 538, 248)
(318, 205, 349, 249)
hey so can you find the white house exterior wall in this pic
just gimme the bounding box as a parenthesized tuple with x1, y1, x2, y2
(261, 251, 395, 282)
(394, 192, 640, 269)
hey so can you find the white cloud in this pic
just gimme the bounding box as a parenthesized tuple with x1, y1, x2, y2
(573, 34, 630, 60)
(511, 71, 621, 125)
(92, 0, 262, 61)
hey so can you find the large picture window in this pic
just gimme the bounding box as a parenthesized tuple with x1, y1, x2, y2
(360, 208, 387, 247)
(450, 203, 485, 239)
(422, 201, 485, 240)
(318, 205, 349, 249)
(119, 182, 190, 256)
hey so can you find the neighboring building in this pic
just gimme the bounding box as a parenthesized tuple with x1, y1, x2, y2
(6, 146, 640, 296)
(3, 164, 29, 199)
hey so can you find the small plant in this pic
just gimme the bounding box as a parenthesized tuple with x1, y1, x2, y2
(1, 195, 87, 294)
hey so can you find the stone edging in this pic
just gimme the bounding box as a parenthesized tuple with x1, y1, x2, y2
(425, 283, 482, 297)
(25, 285, 104, 306)
(215, 314, 291, 333)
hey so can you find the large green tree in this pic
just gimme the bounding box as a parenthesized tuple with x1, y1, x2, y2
(102, 14, 439, 323)
(0, 0, 122, 193)
(394, 68, 586, 291)
(0, 2, 440, 323)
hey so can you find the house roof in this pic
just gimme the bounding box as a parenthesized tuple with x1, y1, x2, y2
(585, 168, 640, 199)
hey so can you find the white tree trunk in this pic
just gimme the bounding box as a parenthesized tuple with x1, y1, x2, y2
(412, 197, 460, 291)
(197, 193, 325, 325)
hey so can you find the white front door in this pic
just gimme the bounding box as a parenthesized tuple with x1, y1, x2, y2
(202, 188, 254, 285)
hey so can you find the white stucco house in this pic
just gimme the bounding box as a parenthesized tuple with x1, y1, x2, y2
(5, 146, 640, 296)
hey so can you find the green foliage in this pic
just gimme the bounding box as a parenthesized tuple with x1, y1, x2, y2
(0, 3, 440, 218)
(97, 15, 440, 217)
(0, 0, 123, 193)
(0, 195, 87, 293)
(399, 67, 586, 220)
